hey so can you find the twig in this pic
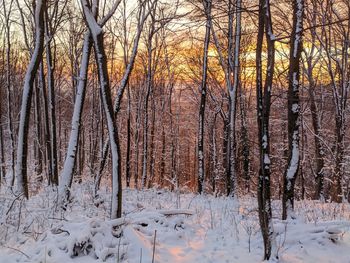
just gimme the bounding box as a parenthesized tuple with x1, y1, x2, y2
(0, 245, 30, 259)
(152, 230, 157, 263)
(5, 193, 23, 216)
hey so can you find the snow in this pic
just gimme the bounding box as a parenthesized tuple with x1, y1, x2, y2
(1, 183, 350, 263)
(264, 154, 271, 165)
(286, 130, 299, 182)
(262, 134, 268, 149)
(293, 0, 303, 58)
(291, 103, 299, 113)
(81, 0, 102, 36)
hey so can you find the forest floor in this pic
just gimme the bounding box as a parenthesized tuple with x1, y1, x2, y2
(0, 181, 350, 263)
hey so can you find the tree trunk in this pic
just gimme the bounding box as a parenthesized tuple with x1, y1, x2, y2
(226, 0, 242, 197)
(81, 0, 122, 218)
(197, 0, 211, 194)
(141, 33, 153, 189)
(0, 121, 5, 184)
(45, 12, 58, 185)
(4, 0, 15, 185)
(34, 75, 43, 176)
(256, 0, 276, 259)
(148, 94, 156, 188)
(15, 0, 46, 198)
(59, 32, 92, 204)
(282, 0, 304, 220)
(239, 82, 250, 193)
(126, 85, 131, 188)
(39, 62, 52, 184)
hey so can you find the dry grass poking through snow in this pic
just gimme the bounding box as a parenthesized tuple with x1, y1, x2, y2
(0, 182, 350, 263)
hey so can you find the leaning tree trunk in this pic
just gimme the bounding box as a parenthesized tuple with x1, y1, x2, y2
(62, 0, 119, 202)
(197, 0, 211, 194)
(282, 0, 304, 220)
(94, 3, 149, 191)
(15, 0, 46, 198)
(59, 32, 92, 205)
(81, 0, 122, 219)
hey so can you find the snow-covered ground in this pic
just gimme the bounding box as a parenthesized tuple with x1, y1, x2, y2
(1, 182, 350, 263)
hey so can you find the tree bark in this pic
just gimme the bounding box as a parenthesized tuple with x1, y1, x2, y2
(283, 0, 304, 220)
(81, 0, 122, 219)
(45, 11, 58, 185)
(197, 0, 211, 194)
(59, 32, 92, 205)
(15, 0, 46, 198)
(256, 0, 276, 259)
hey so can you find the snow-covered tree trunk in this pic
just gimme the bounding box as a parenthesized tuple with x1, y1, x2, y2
(59, 32, 92, 205)
(282, 0, 304, 220)
(256, 0, 276, 260)
(210, 0, 239, 196)
(94, 1, 149, 191)
(15, 0, 46, 198)
(197, 0, 211, 194)
(62, 0, 121, 202)
(81, 0, 122, 219)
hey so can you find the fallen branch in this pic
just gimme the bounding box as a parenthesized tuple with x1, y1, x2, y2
(158, 209, 194, 216)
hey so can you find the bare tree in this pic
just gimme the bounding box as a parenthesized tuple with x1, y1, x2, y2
(227, 0, 242, 197)
(15, 0, 46, 198)
(94, 0, 150, 193)
(2, 0, 15, 185)
(303, 0, 325, 200)
(81, 0, 122, 219)
(197, 0, 211, 194)
(59, 31, 93, 206)
(256, 0, 276, 259)
(282, 0, 304, 220)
